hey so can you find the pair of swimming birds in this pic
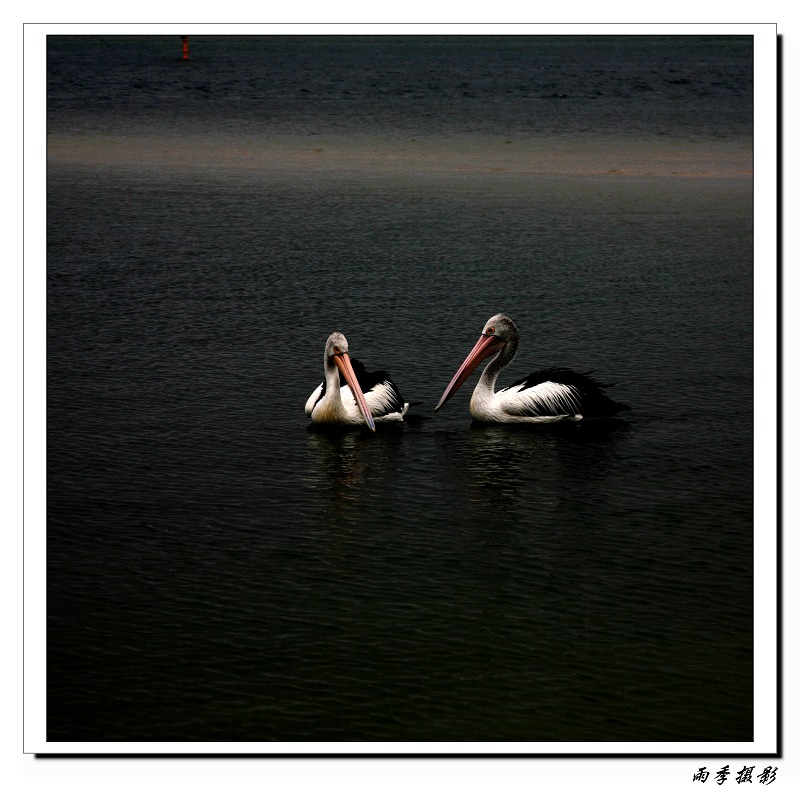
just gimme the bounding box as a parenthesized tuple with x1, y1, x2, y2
(305, 313, 630, 431)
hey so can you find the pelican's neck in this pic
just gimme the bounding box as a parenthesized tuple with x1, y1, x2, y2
(323, 357, 344, 406)
(477, 334, 518, 395)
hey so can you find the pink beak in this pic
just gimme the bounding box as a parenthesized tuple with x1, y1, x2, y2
(434, 333, 505, 413)
(333, 352, 376, 432)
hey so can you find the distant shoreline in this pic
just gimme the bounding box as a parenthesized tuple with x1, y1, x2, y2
(46, 132, 752, 180)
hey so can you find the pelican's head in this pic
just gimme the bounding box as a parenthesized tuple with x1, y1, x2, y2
(324, 332, 350, 362)
(434, 313, 518, 413)
(324, 331, 376, 432)
(481, 313, 519, 343)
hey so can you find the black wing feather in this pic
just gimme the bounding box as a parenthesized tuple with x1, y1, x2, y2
(350, 358, 406, 414)
(502, 367, 630, 417)
(309, 382, 325, 412)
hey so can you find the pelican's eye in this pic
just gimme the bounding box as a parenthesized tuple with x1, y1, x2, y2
(333, 345, 341, 354)
(485, 325, 495, 335)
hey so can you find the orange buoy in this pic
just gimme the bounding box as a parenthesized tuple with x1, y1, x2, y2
(181, 35, 189, 61)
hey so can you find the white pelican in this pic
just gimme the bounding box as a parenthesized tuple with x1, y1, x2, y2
(434, 313, 630, 423)
(306, 332, 410, 430)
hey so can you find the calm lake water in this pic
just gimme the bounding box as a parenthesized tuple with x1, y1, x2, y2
(46, 35, 754, 744)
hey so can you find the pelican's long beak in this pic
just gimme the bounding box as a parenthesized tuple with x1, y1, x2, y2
(434, 334, 505, 413)
(333, 352, 376, 432)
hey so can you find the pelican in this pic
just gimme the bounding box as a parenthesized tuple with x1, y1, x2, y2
(434, 314, 630, 423)
(306, 332, 410, 430)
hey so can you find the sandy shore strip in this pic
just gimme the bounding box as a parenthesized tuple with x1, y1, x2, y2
(47, 132, 752, 180)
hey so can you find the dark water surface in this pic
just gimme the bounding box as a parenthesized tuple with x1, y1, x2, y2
(46, 36, 753, 744)
(47, 34, 752, 140)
